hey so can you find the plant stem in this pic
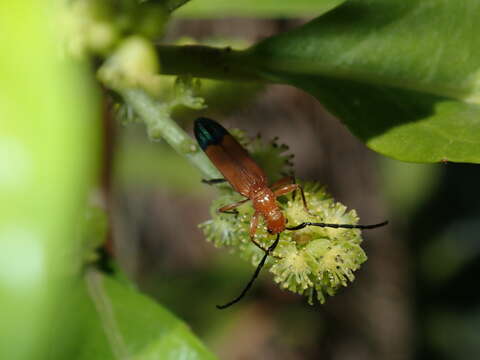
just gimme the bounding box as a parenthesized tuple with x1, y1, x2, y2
(120, 88, 221, 179)
(157, 45, 263, 82)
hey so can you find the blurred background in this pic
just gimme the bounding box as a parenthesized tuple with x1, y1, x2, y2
(108, 17, 480, 360)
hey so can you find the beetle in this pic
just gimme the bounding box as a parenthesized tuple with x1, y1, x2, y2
(194, 117, 387, 309)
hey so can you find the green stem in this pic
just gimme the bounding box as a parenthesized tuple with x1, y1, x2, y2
(157, 45, 263, 82)
(120, 88, 221, 179)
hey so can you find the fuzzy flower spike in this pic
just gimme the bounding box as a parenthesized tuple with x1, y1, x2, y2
(199, 125, 387, 306)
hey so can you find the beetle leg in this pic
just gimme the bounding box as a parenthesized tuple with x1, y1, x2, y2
(202, 178, 227, 185)
(249, 212, 270, 251)
(273, 183, 316, 216)
(271, 175, 301, 201)
(218, 198, 249, 215)
(270, 176, 294, 191)
(249, 212, 282, 258)
(249, 211, 261, 241)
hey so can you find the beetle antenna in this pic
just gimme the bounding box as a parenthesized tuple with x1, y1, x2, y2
(216, 234, 281, 310)
(286, 220, 388, 231)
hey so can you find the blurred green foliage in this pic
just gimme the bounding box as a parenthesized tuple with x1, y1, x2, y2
(0, 2, 99, 359)
(176, 0, 345, 18)
(73, 270, 214, 359)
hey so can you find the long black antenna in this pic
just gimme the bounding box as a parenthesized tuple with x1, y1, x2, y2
(286, 220, 388, 231)
(216, 234, 281, 310)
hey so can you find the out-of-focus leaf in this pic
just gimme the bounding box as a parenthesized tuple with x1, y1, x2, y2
(63, 270, 216, 360)
(242, 0, 480, 163)
(379, 160, 440, 215)
(175, 0, 346, 18)
(420, 218, 480, 284)
(428, 309, 480, 360)
(0, 2, 99, 359)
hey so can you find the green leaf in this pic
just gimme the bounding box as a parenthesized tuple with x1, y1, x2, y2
(60, 270, 216, 360)
(160, 0, 480, 163)
(175, 0, 346, 18)
(245, 0, 480, 163)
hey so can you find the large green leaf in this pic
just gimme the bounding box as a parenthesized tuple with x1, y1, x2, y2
(245, 0, 480, 163)
(161, 0, 480, 163)
(54, 270, 216, 360)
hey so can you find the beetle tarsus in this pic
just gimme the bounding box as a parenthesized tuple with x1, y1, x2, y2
(202, 178, 227, 185)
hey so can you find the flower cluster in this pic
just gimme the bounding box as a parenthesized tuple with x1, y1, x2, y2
(200, 131, 367, 304)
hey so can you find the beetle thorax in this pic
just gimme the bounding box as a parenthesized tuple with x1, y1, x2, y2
(252, 188, 285, 234)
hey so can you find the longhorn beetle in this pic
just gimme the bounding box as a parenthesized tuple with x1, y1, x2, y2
(194, 117, 388, 309)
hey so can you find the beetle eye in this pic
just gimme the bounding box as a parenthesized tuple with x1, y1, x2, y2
(267, 229, 273, 234)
